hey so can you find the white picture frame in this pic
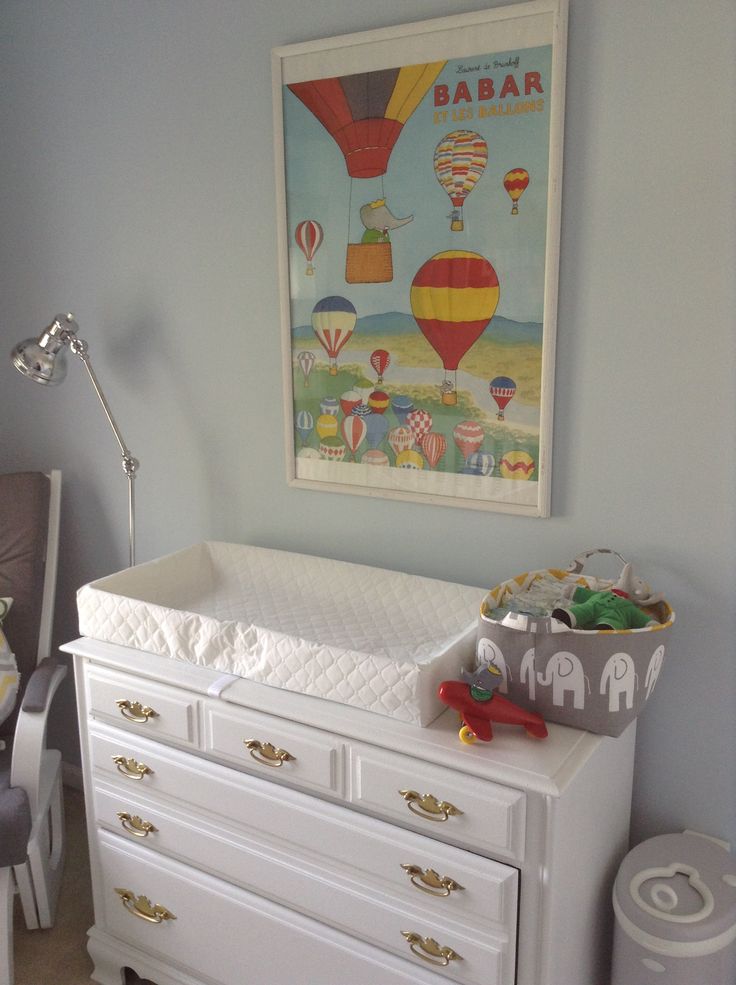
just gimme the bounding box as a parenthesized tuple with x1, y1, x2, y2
(273, 0, 568, 516)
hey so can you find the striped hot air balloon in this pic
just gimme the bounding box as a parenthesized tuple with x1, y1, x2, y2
(387, 426, 413, 457)
(503, 169, 530, 215)
(295, 410, 314, 446)
(489, 377, 517, 420)
(370, 349, 390, 383)
(312, 296, 357, 376)
(422, 432, 447, 470)
(434, 130, 488, 231)
(296, 350, 316, 387)
(411, 251, 500, 406)
(295, 220, 323, 275)
(465, 451, 495, 476)
(341, 415, 367, 460)
(453, 420, 484, 460)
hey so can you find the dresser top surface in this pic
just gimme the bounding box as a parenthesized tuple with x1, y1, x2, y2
(63, 636, 633, 796)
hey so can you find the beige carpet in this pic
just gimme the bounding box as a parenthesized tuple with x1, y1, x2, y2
(13, 786, 96, 985)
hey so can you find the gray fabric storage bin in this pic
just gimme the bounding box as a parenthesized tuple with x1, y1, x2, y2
(476, 564, 675, 736)
(611, 831, 736, 984)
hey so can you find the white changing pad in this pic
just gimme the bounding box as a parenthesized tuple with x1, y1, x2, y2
(77, 542, 483, 726)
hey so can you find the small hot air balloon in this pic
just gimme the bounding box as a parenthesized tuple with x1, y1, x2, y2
(387, 426, 413, 457)
(370, 349, 390, 383)
(411, 252, 500, 405)
(297, 350, 315, 387)
(422, 432, 447, 470)
(365, 413, 389, 450)
(320, 396, 340, 418)
(341, 415, 367, 460)
(453, 421, 484, 460)
(465, 451, 495, 476)
(351, 402, 371, 418)
(312, 296, 357, 376)
(362, 449, 389, 466)
(297, 446, 321, 460)
(406, 409, 432, 449)
(503, 169, 530, 215)
(319, 436, 346, 461)
(434, 130, 488, 231)
(339, 390, 362, 417)
(295, 409, 314, 446)
(295, 220, 324, 275)
(489, 376, 517, 420)
(367, 390, 390, 415)
(499, 450, 534, 480)
(316, 414, 338, 440)
(396, 449, 424, 469)
(390, 395, 414, 426)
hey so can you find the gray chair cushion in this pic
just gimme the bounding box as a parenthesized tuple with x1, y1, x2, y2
(0, 744, 31, 867)
(0, 472, 50, 739)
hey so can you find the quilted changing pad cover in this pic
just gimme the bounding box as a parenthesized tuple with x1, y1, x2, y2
(77, 542, 483, 726)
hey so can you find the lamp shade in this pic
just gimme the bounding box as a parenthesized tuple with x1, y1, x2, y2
(12, 337, 68, 385)
(10, 314, 77, 386)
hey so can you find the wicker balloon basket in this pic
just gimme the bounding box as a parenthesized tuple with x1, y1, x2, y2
(345, 243, 393, 284)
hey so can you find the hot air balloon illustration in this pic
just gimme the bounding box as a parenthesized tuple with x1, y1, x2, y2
(370, 349, 390, 383)
(316, 414, 338, 440)
(406, 408, 432, 449)
(340, 390, 362, 417)
(365, 412, 389, 450)
(464, 451, 495, 476)
(295, 410, 314, 446)
(434, 130, 488, 231)
(390, 395, 414, 426)
(312, 296, 356, 376)
(319, 436, 346, 461)
(387, 426, 413, 457)
(453, 421, 484, 460)
(362, 449, 389, 466)
(297, 350, 315, 387)
(294, 220, 324, 275)
(489, 376, 516, 420)
(503, 169, 530, 215)
(341, 415, 367, 461)
(499, 450, 535, 480)
(422, 432, 447, 470)
(396, 449, 424, 469)
(288, 62, 445, 283)
(410, 251, 500, 405)
(367, 390, 389, 414)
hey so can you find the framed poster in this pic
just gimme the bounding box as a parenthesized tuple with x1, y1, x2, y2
(273, 0, 568, 516)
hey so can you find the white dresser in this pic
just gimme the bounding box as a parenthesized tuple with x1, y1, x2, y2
(64, 636, 636, 985)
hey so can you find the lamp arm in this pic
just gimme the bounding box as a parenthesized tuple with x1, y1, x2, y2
(68, 334, 139, 566)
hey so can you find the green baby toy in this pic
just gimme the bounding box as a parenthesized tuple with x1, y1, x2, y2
(552, 562, 659, 631)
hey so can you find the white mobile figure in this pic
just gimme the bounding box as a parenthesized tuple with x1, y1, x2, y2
(537, 651, 589, 709)
(600, 652, 637, 712)
(477, 637, 511, 694)
(645, 645, 665, 699)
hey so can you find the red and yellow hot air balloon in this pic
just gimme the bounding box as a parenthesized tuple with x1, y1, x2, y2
(434, 131, 488, 231)
(503, 169, 530, 215)
(295, 220, 324, 275)
(410, 251, 500, 405)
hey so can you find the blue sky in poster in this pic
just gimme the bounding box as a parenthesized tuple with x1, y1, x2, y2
(283, 45, 553, 327)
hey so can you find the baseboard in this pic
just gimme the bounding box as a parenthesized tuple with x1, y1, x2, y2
(62, 761, 84, 790)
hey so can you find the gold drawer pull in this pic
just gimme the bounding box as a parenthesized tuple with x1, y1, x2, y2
(115, 888, 176, 924)
(243, 739, 296, 768)
(116, 699, 158, 723)
(117, 812, 158, 838)
(112, 755, 153, 781)
(401, 931, 462, 966)
(398, 789, 463, 822)
(400, 864, 464, 897)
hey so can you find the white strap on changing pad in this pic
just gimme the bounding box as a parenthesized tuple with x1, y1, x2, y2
(207, 673, 240, 698)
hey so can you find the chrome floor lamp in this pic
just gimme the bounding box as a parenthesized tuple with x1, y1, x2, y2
(11, 313, 139, 567)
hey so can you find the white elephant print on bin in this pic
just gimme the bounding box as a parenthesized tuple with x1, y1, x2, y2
(520, 647, 537, 701)
(600, 652, 637, 712)
(537, 651, 589, 709)
(645, 645, 665, 699)
(477, 638, 511, 693)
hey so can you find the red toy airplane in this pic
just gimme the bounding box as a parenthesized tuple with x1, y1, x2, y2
(438, 664, 548, 744)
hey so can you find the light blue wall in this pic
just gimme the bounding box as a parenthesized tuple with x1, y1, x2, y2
(1, 0, 734, 850)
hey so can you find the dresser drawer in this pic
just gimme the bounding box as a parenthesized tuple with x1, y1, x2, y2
(92, 758, 518, 941)
(95, 831, 457, 985)
(350, 742, 526, 862)
(86, 666, 199, 747)
(97, 829, 513, 985)
(203, 696, 343, 796)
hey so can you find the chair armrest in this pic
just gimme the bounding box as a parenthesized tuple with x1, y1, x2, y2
(10, 660, 67, 816)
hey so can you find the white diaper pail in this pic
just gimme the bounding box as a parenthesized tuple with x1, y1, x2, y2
(611, 831, 736, 984)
